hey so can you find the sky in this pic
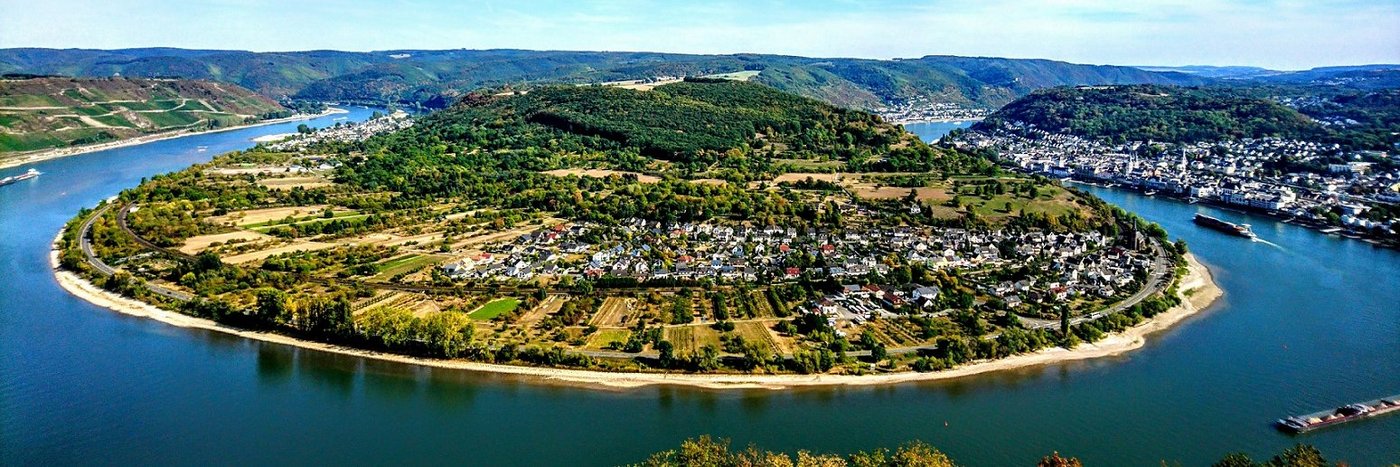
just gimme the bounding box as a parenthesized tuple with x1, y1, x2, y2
(1, 0, 1397, 70)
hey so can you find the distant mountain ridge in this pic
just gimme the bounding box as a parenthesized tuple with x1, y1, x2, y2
(974, 85, 1322, 144)
(1134, 64, 1400, 89)
(0, 48, 1211, 110)
(973, 84, 1400, 150)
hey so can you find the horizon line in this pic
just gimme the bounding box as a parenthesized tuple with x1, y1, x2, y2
(4, 45, 1397, 73)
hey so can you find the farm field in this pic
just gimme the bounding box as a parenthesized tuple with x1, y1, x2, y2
(468, 298, 521, 321)
(665, 325, 722, 354)
(589, 297, 635, 327)
(371, 254, 447, 279)
(585, 329, 632, 350)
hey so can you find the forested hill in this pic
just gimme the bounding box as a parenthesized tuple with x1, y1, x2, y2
(0, 77, 286, 153)
(343, 79, 982, 176)
(465, 79, 899, 161)
(0, 48, 1209, 110)
(336, 80, 999, 202)
(974, 85, 1323, 144)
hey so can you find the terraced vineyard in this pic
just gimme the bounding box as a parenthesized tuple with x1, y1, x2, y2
(0, 76, 287, 153)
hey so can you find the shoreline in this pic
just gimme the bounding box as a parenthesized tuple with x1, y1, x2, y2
(51, 231, 1221, 390)
(892, 117, 985, 126)
(0, 107, 348, 170)
(1062, 178, 1399, 250)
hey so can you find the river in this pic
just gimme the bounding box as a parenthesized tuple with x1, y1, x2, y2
(2, 115, 1397, 466)
(902, 121, 977, 142)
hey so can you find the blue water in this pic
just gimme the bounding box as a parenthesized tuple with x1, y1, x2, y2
(903, 121, 977, 142)
(2, 113, 1398, 466)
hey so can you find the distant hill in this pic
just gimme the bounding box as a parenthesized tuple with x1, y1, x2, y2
(0, 48, 1210, 110)
(1135, 64, 1400, 90)
(442, 78, 900, 162)
(1132, 65, 1281, 79)
(974, 85, 1323, 144)
(340, 80, 1002, 198)
(0, 76, 286, 153)
(1252, 65, 1400, 90)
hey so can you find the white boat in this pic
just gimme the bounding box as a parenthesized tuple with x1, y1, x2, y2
(0, 168, 41, 187)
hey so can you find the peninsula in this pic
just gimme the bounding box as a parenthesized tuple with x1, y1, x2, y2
(55, 80, 1219, 386)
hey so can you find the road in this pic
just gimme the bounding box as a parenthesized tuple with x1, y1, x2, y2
(1016, 239, 1172, 331)
(77, 203, 192, 301)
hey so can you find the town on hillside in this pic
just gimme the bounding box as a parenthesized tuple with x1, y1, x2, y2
(952, 123, 1399, 243)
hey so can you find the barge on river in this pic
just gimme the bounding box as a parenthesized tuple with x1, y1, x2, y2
(1277, 394, 1400, 434)
(0, 169, 41, 187)
(1193, 213, 1256, 239)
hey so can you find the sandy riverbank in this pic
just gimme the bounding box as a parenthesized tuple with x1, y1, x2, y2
(52, 232, 1221, 390)
(1, 108, 348, 170)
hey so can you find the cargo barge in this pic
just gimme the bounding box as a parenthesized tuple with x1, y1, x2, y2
(0, 168, 41, 187)
(1193, 213, 1256, 238)
(1277, 394, 1400, 434)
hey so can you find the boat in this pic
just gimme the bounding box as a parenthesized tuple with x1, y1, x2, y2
(1193, 213, 1256, 238)
(0, 168, 41, 187)
(1277, 395, 1400, 434)
(1143, 190, 1158, 196)
(1187, 197, 1199, 204)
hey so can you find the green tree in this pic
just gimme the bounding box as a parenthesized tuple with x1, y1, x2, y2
(671, 296, 694, 324)
(255, 288, 290, 326)
(657, 340, 676, 369)
(694, 344, 720, 371)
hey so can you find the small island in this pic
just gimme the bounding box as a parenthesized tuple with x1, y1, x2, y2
(54, 79, 1219, 387)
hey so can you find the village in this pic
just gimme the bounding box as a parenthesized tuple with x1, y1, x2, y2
(264, 110, 415, 151)
(439, 217, 1157, 323)
(951, 122, 1400, 236)
(876, 98, 991, 124)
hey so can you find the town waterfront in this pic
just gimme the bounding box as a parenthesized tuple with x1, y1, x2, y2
(2, 119, 1397, 466)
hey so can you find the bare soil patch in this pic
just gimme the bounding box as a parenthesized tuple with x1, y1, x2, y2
(542, 168, 660, 183)
(179, 230, 272, 255)
(222, 240, 336, 264)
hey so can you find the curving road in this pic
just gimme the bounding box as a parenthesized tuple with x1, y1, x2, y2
(77, 203, 192, 301)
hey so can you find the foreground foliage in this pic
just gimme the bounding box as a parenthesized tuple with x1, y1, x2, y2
(632, 437, 1345, 467)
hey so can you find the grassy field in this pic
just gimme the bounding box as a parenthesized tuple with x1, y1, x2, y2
(665, 325, 722, 353)
(371, 254, 445, 279)
(734, 321, 780, 353)
(957, 184, 1082, 220)
(244, 211, 364, 231)
(585, 329, 632, 349)
(468, 298, 521, 320)
(703, 70, 761, 81)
